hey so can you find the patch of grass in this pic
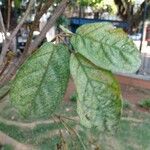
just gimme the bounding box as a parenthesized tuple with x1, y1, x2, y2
(27, 122, 64, 144)
(123, 99, 131, 109)
(55, 101, 77, 117)
(1, 144, 14, 150)
(0, 117, 76, 145)
(138, 99, 150, 109)
(115, 119, 150, 150)
(70, 92, 78, 102)
(88, 117, 150, 150)
(0, 101, 20, 121)
(39, 136, 61, 150)
(32, 123, 63, 136)
(0, 100, 150, 149)
(0, 122, 28, 143)
(39, 130, 88, 150)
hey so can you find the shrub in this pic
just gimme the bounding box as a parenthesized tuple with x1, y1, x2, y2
(70, 92, 78, 102)
(139, 99, 150, 109)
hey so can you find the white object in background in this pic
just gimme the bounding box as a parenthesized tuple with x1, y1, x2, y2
(33, 31, 40, 36)
(39, 14, 48, 31)
(46, 26, 55, 42)
(85, 6, 93, 13)
(0, 32, 11, 43)
(135, 0, 145, 5)
(0, 32, 4, 43)
(39, 13, 55, 42)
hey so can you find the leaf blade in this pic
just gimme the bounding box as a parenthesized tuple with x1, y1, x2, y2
(71, 23, 141, 73)
(10, 42, 70, 119)
(70, 54, 122, 132)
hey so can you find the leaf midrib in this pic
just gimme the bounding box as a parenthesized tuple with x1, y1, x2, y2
(75, 55, 108, 113)
(75, 55, 119, 109)
(76, 33, 134, 55)
(31, 48, 55, 113)
(76, 55, 107, 128)
(75, 55, 115, 89)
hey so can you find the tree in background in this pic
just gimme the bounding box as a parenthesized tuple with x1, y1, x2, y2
(76, 0, 149, 33)
(77, 0, 117, 18)
(114, 0, 148, 33)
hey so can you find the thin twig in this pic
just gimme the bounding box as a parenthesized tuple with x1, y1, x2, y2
(60, 117, 87, 150)
(0, 10, 6, 34)
(28, 0, 69, 54)
(57, 116, 77, 149)
(0, 0, 34, 66)
(52, 115, 67, 150)
(57, 116, 72, 135)
(24, 0, 54, 52)
(121, 117, 143, 123)
(23, 1, 43, 54)
(55, 114, 78, 122)
(0, 116, 79, 130)
(0, 0, 69, 85)
(7, 0, 11, 30)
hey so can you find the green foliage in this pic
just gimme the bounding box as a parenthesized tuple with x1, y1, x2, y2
(77, 0, 102, 6)
(14, 0, 22, 8)
(70, 91, 78, 102)
(139, 99, 150, 109)
(0, 0, 22, 8)
(70, 54, 122, 132)
(71, 23, 141, 73)
(0, 122, 27, 142)
(39, 136, 61, 150)
(123, 99, 131, 109)
(10, 22, 141, 133)
(1, 145, 14, 150)
(1, 101, 150, 149)
(10, 42, 70, 119)
(56, 16, 70, 27)
(77, 0, 117, 13)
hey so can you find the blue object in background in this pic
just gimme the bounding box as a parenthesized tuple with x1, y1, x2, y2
(70, 17, 129, 33)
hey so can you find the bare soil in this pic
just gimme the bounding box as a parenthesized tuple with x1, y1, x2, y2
(64, 79, 150, 112)
(121, 84, 150, 112)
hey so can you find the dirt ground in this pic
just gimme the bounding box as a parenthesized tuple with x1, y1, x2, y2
(121, 84, 150, 104)
(121, 84, 150, 112)
(64, 79, 150, 112)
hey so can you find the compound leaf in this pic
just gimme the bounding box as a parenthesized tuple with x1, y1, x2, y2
(70, 54, 122, 132)
(10, 42, 70, 119)
(71, 23, 141, 73)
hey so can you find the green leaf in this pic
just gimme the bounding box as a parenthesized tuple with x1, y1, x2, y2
(10, 42, 70, 119)
(70, 54, 122, 132)
(71, 23, 141, 73)
(15, 0, 22, 8)
(59, 25, 74, 35)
